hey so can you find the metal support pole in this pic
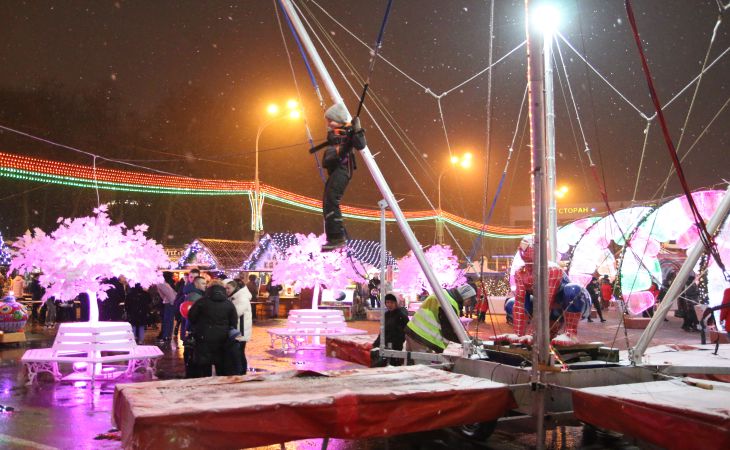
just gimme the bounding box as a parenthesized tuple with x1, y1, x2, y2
(278, 0, 470, 351)
(526, 1, 549, 448)
(378, 199, 387, 359)
(544, 29, 558, 261)
(632, 184, 730, 363)
(436, 171, 446, 245)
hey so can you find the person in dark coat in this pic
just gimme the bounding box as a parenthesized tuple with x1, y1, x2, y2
(373, 294, 409, 366)
(680, 274, 700, 332)
(187, 284, 238, 378)
(125, 283, 152, 344)
(102, 277, 126, 321)
(586, 276, 606, 322)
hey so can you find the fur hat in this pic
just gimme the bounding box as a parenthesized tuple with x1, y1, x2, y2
(457, 284, 476, 301)
(324, 102, 349, 124)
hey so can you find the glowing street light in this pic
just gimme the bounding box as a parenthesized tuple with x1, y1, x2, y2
(253, 99, 302, 243)
(555, 185, 569, 199)
(437, 152, 473, 244)
(532, 4, 560, 36)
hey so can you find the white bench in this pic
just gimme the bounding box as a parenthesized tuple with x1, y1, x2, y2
(267, 309, 367, 352)
(21, 322, 163, 384)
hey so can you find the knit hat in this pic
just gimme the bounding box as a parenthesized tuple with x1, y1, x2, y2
(324, 102, 349, 124)
(457, 284, 476, 301)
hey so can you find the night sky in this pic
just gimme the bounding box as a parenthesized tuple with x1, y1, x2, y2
(0, 0, 728, 256)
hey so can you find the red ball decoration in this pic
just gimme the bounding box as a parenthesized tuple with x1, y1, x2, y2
(179, 301, 193, 319)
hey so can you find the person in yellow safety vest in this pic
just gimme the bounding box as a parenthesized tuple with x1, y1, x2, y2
(405, 284, 477, 353)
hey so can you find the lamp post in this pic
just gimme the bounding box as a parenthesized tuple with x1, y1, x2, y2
(436, 152, 472, 245)
(252, 100, 301, 243)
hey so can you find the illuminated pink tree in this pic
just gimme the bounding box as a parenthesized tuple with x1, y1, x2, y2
(271, 233, 363, 310)
(10, 205, 169, 322)
(396, 245, 465, 296)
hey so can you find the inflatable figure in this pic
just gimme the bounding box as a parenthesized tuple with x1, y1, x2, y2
(495, 237, 583, 346)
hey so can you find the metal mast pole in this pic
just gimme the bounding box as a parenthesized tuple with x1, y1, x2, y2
(378, 199, 387, 358)
(544, 27, 558, 261)
(278, 0, 470, 350)
(632, 184, 730, 363)
(526, 1, 549, 448)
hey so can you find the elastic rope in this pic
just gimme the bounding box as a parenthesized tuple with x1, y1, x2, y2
(274, 0, 326, 184)
(355, 0, 394, 118)
(632, 121, 652, 202)
(556, 32, 649, 120)
(625, 0, 726, 275)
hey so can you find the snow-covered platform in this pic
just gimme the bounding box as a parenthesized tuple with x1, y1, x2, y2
(573, 379, 730, 449)
(629, 343, 730, 375)
(325, 333, 377, 367)
(113, 365, 515, 449)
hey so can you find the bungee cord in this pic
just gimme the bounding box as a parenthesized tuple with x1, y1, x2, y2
(273, 0, 326, 184)
(625, 0, 728, 279)
(654, 7, 727, 200)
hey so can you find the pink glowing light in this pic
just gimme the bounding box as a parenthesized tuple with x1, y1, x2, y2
(271, 233, 364, 294)
(396, 245, 465, 295)
(623, 291, 655, 315)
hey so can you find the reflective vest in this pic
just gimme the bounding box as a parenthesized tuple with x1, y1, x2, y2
(406, 291, 460, 350)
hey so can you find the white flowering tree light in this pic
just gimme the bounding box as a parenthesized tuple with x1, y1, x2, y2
(10, 205, 169, 323)
(396, 244, 465, 297)
(271, 233, 363, 311)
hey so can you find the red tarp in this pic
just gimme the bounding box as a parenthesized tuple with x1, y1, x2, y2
(325, 334, 377, 367)
(113, 365, 515, 449)
(573, 380, 730, 450)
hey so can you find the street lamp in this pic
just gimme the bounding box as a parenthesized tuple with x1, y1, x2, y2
(252, 100, 301, 243)
(436, 152, 472, 245)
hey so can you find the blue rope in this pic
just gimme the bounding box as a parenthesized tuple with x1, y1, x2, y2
(464, 171, 509, 266)
(277, 0, 326, 183)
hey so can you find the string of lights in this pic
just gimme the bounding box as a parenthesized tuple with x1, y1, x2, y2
(0, 151, 529, 238)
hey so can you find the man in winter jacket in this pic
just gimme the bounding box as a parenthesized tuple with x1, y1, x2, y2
(373, 293, 409, 352)
(225, 279, 252, 374)
(187, 284, 238, 377)
(405, 284, 476, 353)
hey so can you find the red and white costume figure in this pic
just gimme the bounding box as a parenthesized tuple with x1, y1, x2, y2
(495, 237, 575, 346)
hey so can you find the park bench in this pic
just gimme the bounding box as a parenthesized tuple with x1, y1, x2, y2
(21, 322, 163, 384)
(267, 309, 367, 352)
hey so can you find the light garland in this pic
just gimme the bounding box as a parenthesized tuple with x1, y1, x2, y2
(241, 233, 396, 271)
(0, 151, 529, 238)
(0, 231, 11, 266)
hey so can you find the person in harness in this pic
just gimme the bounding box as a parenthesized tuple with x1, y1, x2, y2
(319, 102, 366, 251)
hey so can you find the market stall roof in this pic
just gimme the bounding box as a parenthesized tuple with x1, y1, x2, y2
(573, 378, 730, 450)
(113, 365, 515, 449)
(177, 238, 257, 272)
(242, 232, 397, 271)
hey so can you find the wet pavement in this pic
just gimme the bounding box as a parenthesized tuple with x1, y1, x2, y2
(0, 308, 699, 449)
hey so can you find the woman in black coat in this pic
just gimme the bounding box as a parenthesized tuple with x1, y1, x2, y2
(187, 284, 238, 377)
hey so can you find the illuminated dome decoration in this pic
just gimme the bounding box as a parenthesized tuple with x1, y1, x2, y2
(634, 190, 727, 304)
(178, 238, 257, 273)
(569, 206, 654, 288)
(242, 233, 396, 272)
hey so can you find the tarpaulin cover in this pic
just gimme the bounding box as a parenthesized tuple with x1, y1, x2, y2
(573, 380, 730, 450)
(113, 365, 516, 449)
(636, 343, 730, 375)
(325, 334, 376, 367)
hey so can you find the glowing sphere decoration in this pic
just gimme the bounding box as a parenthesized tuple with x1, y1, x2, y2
(623, 291, 655, 315)
(0, 295, 29, 332)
